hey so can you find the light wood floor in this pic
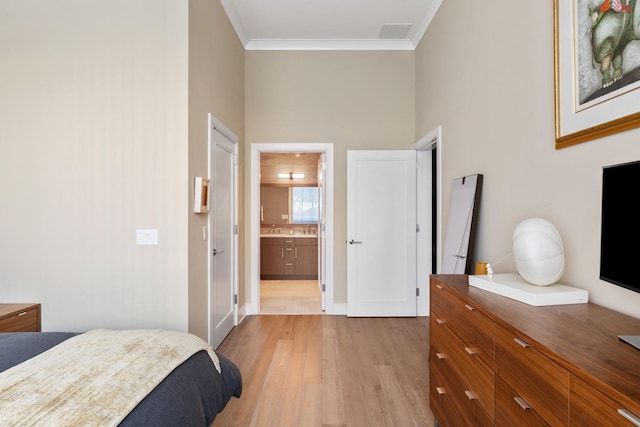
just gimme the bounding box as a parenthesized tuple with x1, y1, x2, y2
(213, 315, 433, 427)
(260, 280, 323, 314)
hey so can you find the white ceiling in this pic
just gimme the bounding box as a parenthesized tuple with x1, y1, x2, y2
(220, 0, 443, 51)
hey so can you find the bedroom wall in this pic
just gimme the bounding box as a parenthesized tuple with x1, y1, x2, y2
(416, 1, 640, 319)
(0, 1, 190, 331)
(244, 50, 415, 306)
(187, 0, 245, 340)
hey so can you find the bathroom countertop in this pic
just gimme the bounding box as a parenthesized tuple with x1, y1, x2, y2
(260, 233, 318, 238)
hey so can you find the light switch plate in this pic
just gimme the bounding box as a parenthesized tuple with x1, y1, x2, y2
(136, 229, 158, 245)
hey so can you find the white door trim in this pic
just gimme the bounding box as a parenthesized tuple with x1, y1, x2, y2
(248, 143, 335, 315)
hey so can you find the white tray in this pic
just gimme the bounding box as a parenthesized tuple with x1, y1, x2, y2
(468, 274, 588, 306)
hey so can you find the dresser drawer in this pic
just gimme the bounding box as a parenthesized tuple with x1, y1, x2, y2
(455, 297, 495, 370)
(430, 346, 472, 427)
(432, 313, 495, 419)
(431, 278, 494, 369)
(431, 279, 457, 324)
(495, 325, 569, 426)
(0, 304, 40, 332)
(496, 374, 549, 427)
(430, 345, 492, 427)
(570, 375, 640, 427)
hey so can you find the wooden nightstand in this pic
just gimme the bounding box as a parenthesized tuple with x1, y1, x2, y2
(0, 303, 41, 332)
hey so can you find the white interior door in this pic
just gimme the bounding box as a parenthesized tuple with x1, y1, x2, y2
(209, 119, 237, 349)
(347, 150, 417, 317)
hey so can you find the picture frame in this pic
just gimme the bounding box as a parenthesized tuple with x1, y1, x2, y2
(194, 177, 210, 213)
(554, 0, 640, 149)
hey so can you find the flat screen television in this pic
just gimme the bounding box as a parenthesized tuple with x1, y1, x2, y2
(600, 160, 640, 294)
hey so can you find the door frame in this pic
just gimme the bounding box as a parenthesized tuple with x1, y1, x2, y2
(415, 125, 442, 316)
(208, 113, 238, 346)
(249, 143, 335, 315)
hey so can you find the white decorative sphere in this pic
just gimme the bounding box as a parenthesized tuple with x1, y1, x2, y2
(512, 218, 565, 286)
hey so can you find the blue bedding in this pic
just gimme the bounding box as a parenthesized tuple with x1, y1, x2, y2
(0, 332, 242, 426)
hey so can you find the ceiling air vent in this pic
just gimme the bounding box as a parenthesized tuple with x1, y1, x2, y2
(378, 24, 412, 40)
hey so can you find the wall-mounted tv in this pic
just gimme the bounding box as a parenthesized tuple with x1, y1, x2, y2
(600, 160, 640, 294)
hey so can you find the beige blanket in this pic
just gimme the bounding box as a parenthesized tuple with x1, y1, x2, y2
(0, 329, 220, 426)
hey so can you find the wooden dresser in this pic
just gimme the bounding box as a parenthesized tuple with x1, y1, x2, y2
(0, 303, 41, 332)
(430, 274, 640, 427)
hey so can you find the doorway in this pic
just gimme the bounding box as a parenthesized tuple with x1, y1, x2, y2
(249, 143, 334, 315)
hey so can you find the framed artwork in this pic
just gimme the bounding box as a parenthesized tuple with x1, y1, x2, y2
(555, 0, 640, 148)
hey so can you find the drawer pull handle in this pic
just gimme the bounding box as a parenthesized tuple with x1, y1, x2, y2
(464, 304, 475, 311)
(618, 409, 640, 427)
(514, 396, 531, 410)
(436, 352, 445, 360)
(514, 337, 531, 348)
(436, 387, 446, 395)
(464, 390, 475, 400)
(17, 311, 27, 317)
(436, 284, 443, 290)
(436, 318, 445, 325)
(465, 347, 476, 355)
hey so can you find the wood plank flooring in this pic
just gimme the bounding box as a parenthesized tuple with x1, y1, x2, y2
(260, 280, 323, 314)
(212, 315, 433, 427)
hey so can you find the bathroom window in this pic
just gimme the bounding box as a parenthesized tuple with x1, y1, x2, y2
(291, 187, 319, 224)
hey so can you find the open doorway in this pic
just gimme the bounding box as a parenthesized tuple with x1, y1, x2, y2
(249, 143, 334, 315)
(259, 152, 322, 314)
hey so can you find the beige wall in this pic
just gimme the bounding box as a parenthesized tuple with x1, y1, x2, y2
(188, 0, 245, 339)
(245, 51, 415, 304)
(416, 1, 640, 318)
(0, 0, 189, 331)
(0, 0, 244, 335)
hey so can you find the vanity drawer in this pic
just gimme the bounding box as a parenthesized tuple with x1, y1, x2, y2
(495, 325, 569, 426)
(0, 304, 41, 332)
(261, 237, 285, 246)
(570, 375, 640, 427)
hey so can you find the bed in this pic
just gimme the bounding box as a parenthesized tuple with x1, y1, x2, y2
(0, 330, 242, 426)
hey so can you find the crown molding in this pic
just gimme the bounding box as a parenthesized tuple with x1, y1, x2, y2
(221, 0, 444, 51)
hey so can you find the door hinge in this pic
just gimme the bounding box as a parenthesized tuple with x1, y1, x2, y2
(322, 284, 326, 292)
(234, 224, 238, 235)
(416, 288, 420, 297)
(416, 224, 420, 232)
(233, 294, 238, 304)
(233, 154, 238, 165)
